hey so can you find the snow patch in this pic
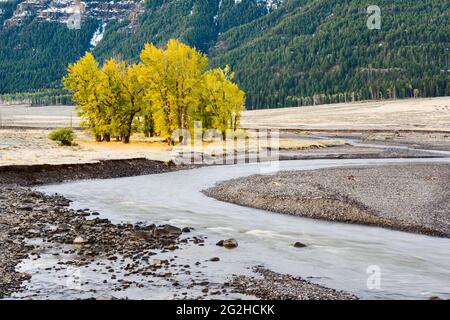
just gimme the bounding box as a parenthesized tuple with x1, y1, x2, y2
(90, 23, 106, 47)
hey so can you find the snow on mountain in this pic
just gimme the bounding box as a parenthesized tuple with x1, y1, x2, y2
(90, 22, 106, 47)
(3, 0, 144, 27)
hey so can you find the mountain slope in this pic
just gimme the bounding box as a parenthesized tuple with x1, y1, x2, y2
(0, 0, 448, 108)
(211, 0, 450, 108)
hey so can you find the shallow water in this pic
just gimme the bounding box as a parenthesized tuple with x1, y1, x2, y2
(36, 158, 450, 300)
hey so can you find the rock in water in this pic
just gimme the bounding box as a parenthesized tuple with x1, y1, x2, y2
(153, 225, 182, 237)
(216, 240, 224, 246)
(150, 259, 162, 268)
(19, 272, 32, 280)
(162, 225, 182, 236)
(292, 242, 307, 248)
(222, 239, 238, 249)
(26, 229, 41, 236)
(132, 230, 152, 241)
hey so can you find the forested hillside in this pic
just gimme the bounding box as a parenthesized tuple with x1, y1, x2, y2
(211, 0, 450, 108)
(0, 0, 448, 108)
(0, 18, 99, 93)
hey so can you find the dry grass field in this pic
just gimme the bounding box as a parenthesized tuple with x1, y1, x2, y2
(1, 97, 449, 165)
(0, 128, 351, 166)
(241, 97, 450, 131)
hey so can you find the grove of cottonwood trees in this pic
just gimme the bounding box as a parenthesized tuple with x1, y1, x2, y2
(63, 39, 246, 144)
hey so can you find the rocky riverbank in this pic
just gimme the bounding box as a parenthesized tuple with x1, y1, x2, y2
(204, 163, 450, 238)
(0, 158, 193, 297)
(229, 266, 358, 300)
(0, 156, 362, 300)
(1, 185, 359, 300)
(0, 186, 198, 298)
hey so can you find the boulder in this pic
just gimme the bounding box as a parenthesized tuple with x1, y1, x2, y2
(131, 230, 152, 241)
(150, 259, 162, 268)
(26, 229, 41, 236)
(153, 225, 182, 237)
(292, 241, 307, 248)
(222, 239, 238, 249)
(19, 272, 32, 280)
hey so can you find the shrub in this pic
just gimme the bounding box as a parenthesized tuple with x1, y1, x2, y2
(49, 128, 75, 146)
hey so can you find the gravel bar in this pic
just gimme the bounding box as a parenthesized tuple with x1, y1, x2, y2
(204, 163, 450, 238)
(229, 266, 358, 300)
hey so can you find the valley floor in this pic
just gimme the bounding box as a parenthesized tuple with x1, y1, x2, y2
(1, 98, 449, 300)
(1, 127, 449, 167)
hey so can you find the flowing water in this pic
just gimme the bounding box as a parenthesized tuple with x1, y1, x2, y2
(30, 158, 450, 300)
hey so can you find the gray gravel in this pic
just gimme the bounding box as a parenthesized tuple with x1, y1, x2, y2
(204, 163, 450, 237)
(229, 266, 358, 300)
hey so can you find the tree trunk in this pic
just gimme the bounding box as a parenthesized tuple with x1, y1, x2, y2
(123, 117, 134, 144)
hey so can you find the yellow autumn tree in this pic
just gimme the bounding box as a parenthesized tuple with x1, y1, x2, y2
(98, 59, 145, 143)
(63, 52, 106, 141)
(97, 58, 124, 142)
(139, 39, 208, 142)
(203, 66, 246, 137)
(64, 40, 246, 144)
(120, 63, 146, 143)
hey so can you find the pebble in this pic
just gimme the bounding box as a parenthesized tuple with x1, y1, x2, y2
(73, 236, 88, 245)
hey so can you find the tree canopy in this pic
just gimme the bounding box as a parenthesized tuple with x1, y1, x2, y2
(63, 40, 246, 143)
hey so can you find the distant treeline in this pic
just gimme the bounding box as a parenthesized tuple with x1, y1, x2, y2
(0, 89, 73, 106)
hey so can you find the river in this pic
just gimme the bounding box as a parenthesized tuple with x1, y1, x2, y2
(28, 158, 450, 299)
